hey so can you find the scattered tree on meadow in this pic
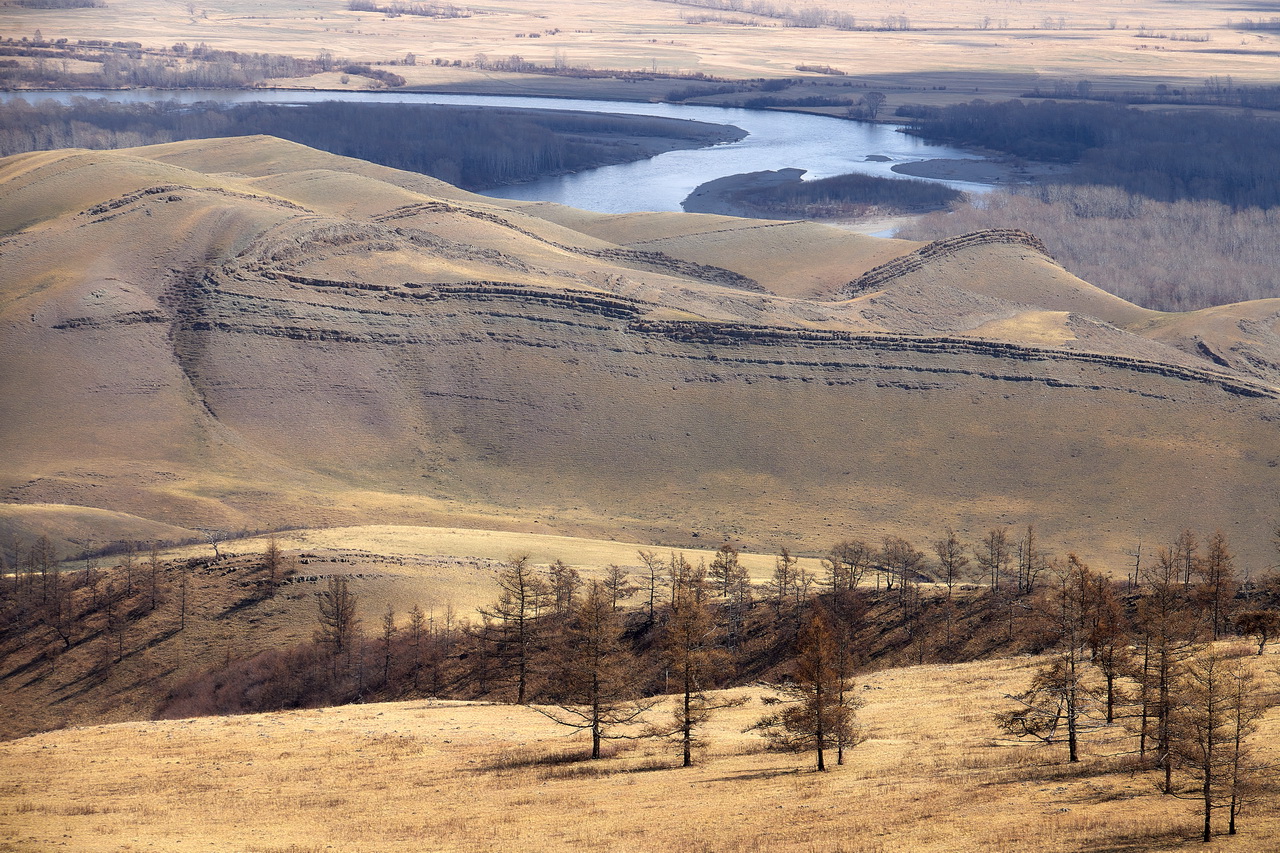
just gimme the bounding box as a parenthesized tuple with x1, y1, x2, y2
(998, 555, 1104, 761)
(1169, 645, 1275, 841)
(751, 606, 864, 771)
(1083, 570, 1131, 723)
(659, 565, 740, 766)
(537, 580, 656, 758)
(1133, 546, 1202, 792)
(261, 535, 286, 597)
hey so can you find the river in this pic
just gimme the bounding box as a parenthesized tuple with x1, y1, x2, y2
(2, 88, 989, 214)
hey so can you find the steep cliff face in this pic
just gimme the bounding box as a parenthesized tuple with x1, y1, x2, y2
(2, 139, 1278, 564)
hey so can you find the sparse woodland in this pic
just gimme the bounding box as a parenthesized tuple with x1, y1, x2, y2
(897, 184, 1280, 311)
(3, 522, 1280, 842)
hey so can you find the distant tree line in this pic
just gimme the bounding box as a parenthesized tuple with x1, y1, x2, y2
(347, 0, 471, 16)
(1020, 76, 1280, 112)
(0, 98, 740, 189)
(897, 183, 1280, 311)
(899, 99, 1280, 209)
(0, 39, 334, 89)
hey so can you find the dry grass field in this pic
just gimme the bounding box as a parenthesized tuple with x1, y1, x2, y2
(3, 653, 1279, 852)
(4, 0, 1279, 107)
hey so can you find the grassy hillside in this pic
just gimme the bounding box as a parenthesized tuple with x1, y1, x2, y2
(2, 138, 1279, 571)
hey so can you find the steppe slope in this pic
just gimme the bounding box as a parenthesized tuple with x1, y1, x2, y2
(2, 136, 1279, 567)
(3, 655, 1278, 853)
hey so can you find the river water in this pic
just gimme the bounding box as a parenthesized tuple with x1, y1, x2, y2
(3, 88, 987, 214)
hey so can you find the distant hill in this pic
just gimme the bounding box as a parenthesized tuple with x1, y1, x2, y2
(2, 136, 1278, 569)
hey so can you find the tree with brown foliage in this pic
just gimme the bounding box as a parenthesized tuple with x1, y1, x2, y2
(1169, 645, 1275, 841)
(479, 555, 549, 704)
(548, 559, 582, 618)
(709, 543, 747, 599)
(1133, 546, 1203, 793)
(1196, 531, 1238, 640)
(750, 607, 864, 771)
(1234, 609, 1280, 655)
(261, 535, 286, 598)
(658, 566, 740, 766)
(999, 555, 1104, 762)
(602, 563, 635, 611)
(537, 581, 656, 759)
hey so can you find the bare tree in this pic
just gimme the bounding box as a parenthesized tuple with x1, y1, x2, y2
(1169, 646, 1275, 841)
(823, 539, 872, 595)
(479, 555, 550, 704)
(407, 602, 426, 690)
(379, 604, 397, 687)
(315, 574, 360, 662)
(536, 581, 656, 758)
(637, 550, 666, 624)
(862, 91, 886, 119)
(932, 528, 969, 598)
(975, 527, 1011, 591)
(879, 536, 925, 604)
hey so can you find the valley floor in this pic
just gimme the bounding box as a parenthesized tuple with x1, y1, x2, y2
(3, 655, 1277, 852)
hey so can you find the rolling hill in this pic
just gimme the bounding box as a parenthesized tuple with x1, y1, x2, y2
(2, 136, 1278, 569)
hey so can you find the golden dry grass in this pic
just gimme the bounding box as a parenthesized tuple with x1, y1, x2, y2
(3, 653, 1278, 852)
(4, 0, 1278, 102)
